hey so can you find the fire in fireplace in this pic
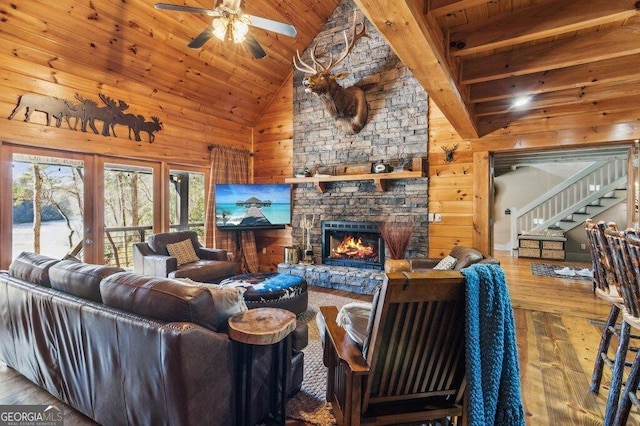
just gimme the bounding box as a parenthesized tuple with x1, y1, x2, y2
(322, 221, 385, 270)
(331, 235, 376, 261)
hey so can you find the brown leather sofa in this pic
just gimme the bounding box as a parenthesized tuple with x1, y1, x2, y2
(133, 230, 238, 283)
(410, 245, 500, 271)
(0, 252, 306, 426)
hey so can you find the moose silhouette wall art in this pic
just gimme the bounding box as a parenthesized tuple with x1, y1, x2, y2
(8, 92, 163, 143)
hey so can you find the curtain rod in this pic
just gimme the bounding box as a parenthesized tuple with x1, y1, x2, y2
(207, 144, 253, 156)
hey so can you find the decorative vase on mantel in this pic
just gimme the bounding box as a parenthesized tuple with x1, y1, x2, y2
(378, 220, 414, 274)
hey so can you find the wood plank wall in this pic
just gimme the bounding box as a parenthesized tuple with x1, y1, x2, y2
(0, 0, 253, 161)
(0, 14, 253, 268)
(253, 74, 294, 271)
(427, 100, 474, 258)
(427, 98, 640, 259)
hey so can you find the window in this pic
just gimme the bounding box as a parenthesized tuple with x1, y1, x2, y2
(103, 163, 154, 268)
(12, 153, 85, 260)
(169, 169, 206, 240)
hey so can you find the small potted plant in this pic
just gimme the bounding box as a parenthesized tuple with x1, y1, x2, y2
(378, 220, 414, 273)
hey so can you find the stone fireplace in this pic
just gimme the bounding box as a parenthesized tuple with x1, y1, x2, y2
(322, 221, 384, 270)
(289, 0, 430, 267)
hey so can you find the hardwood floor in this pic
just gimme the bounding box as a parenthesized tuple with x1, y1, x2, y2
(1, 253, 638, 425)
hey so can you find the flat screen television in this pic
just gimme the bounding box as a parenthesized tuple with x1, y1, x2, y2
(215, 183, 292, 231)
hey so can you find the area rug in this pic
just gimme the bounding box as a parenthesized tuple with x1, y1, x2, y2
(286, 289, 365, 426)
(531, 263, 593, 281)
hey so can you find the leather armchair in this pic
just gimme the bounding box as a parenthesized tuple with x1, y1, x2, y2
(133, 230, 239, 283)
(410, 245, 499, 271)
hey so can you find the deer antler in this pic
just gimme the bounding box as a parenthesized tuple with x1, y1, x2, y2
(325, 10, 367, 71)
(309, 44, 331, 70)
(293, 10, 366, 74)
(293, 49, 317, 74)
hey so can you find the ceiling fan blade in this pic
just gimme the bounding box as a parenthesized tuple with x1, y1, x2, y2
(154, 3, 221, 17)
(244, 33, 267, 59)
(188, 26, 214, 49)
(246, 15, 297, 38)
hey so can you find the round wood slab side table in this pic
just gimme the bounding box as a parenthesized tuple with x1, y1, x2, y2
(228, 307, 296, 426)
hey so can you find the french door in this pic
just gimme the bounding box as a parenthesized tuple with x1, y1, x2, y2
(0, 146, 96, 267)
(0, 146, 204, 269)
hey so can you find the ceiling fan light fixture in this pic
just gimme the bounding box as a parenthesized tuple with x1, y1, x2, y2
(154, 1, 296, 57)
(232, 15, 250, 43)
(212, 17, 228, 41)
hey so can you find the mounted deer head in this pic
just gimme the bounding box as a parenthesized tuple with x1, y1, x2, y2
(441, 144, 459, 163)
(293, 11, 368, 135)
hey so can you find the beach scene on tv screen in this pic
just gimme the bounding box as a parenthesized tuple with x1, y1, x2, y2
(215, 184, 291, 228)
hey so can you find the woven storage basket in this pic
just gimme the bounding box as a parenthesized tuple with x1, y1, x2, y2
(519, 248, 540, 258)
(542, 240, 564, 250)
(542, 249, 565, 260)
(519, 239, 540, 249)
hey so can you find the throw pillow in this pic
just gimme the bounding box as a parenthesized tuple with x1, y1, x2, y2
(336, 302, 373, 347)
(433, 254, 457, 270)
(166, 239, 199, 265)
(177, 278, 248, 331)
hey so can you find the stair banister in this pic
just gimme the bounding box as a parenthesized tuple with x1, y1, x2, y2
(509, 158, 627, 251)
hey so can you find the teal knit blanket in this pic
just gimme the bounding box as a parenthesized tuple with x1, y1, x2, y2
(462, 263, 525, 426)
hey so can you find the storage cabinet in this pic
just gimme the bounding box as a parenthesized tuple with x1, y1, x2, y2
(518, 234, 566, 260)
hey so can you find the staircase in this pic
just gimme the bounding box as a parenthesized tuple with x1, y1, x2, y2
(509, 158, 628, 251)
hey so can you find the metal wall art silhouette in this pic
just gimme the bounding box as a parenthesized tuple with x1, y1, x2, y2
(8, 93, 163, 143)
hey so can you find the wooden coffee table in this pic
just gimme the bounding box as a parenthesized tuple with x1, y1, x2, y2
(228, 307, 296, 426)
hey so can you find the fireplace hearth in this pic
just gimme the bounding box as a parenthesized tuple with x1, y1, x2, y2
(322, 221, 385, 270)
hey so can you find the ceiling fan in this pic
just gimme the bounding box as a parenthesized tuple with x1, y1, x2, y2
(154, 0, 297, 59)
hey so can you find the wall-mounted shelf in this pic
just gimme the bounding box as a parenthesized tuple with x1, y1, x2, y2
(285, 170, 426, 193)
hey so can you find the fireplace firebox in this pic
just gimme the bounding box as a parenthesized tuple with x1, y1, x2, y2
(322, 221, 385, 270)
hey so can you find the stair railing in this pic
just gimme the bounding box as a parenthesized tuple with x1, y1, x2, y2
(509, 158, 627, 250)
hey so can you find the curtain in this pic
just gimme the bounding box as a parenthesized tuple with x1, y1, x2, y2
(204, 145, 259, 273)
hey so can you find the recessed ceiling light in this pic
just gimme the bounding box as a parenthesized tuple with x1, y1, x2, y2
(513, 96, 531, 107)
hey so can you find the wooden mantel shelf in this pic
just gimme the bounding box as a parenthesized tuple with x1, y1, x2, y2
(285, 170, 426, 193)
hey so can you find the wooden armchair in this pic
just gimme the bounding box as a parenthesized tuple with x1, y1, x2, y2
(320, 270, 467, 426)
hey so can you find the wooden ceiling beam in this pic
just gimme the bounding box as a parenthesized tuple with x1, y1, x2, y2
(428, 0, 490, 18)
(449, 0, 640, 57)
(469, 55, 640, 103)
(354, 0, 478, 139)
(461, 23, 640, 84)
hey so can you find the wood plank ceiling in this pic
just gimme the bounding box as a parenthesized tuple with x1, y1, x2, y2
(0, 0, 340, 128)
(2, 0, 639, 139)
(355, 0, 640, 139)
